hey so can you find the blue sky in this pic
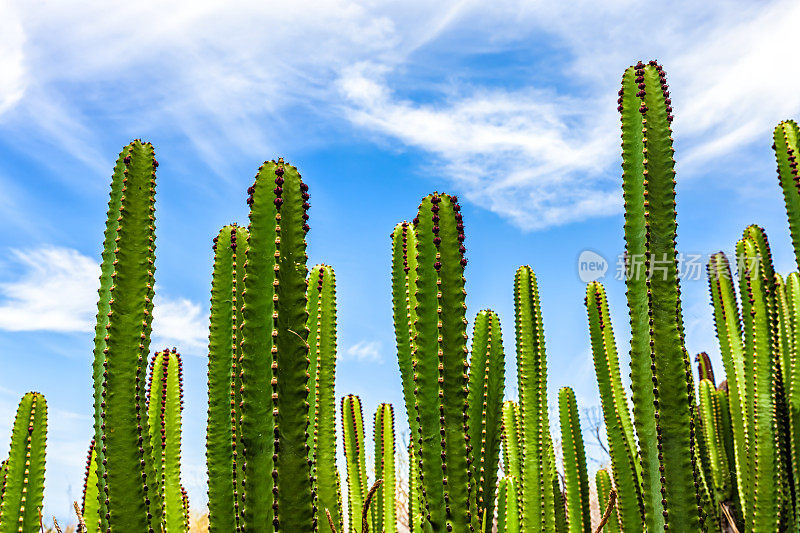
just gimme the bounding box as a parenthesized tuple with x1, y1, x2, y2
(1, 0, 799, 522)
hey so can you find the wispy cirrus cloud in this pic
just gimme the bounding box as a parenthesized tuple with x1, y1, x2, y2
(0, 246, 208, 355)
(1, 1, 798, 229)
(344, 340, 382, 363)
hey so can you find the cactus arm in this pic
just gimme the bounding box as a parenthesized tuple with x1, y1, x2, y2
(91, 146, 129, 532)
(342, 395, 368, 533)
(773, 120, 800, 269)
(0, 392, 47, 533)
(497, 477, 520, 533)
(737, 235, 781, 531)
(97, 140, 163, 531)
(411, 193, 472, 531)
(584, 282, 644, 531)
(309, 264, 340, 533)
(696, 352, 716, 385)
(707, 252, 748, 517)
(515, 265, 555, 531)
(558, 387, 591, 533)
(698, 379, 731, 506)
(146, 349, 186, 532)
(787, 272, 800, 523)
(373, 404, 397, 533)
(620, 61, 702, 531)
(205, 225, 240, 532)
(619, 60, 662, 532)
(595, 469, 621, 533)
(501, 401, 521, 484)
(552, 472, 568, 533)
(467, 309, 505, 532)
(81, 440, 100, 532)
(271, 160, 314, 530)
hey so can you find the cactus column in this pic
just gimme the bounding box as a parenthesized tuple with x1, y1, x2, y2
(410, 192, 473, 532)
(206, 224, 248, 532)
(619, 61, 702, 531)
(238, 159, 313, 531)
(91, 140, 163, 532)
(146, 348, 188, 533)
(308, 264, 341, 533)
(0, 392, 47, 533)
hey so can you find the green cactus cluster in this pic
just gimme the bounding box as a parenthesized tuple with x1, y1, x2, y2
(8, 58, 800, 533)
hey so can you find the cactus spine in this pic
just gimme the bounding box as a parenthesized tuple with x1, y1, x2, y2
(309, 264, 340, 533)
(91, 140, 163, 532)
(373, 404, 397, 533)
(239, 159, 313, 531)
(558, 387, 590, 533)
(206, 224, 247, 531)
(0, 392, 47, 533)
(619, 61, 702, 531)
(466, 310, 505, 532)
(146, 348, 187, 532)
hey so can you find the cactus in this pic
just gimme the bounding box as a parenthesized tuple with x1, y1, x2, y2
(466, 310, 505, 532)
(496, 477, 520, 533)
(595, 469, 621, 533)
(81, 440, 100, 532)
(501, 401, 521, 485)
(697, 379, 731, 506)
(696, 352, 716, 385)
(342, 395, 368, 533)
(0, 392, 47, 533)
(91, 140, 163, 532)
(206, 224, 248, 531)
(407, 192, 473, 532)
(558, 387, 590, 533)
(372, 404, 396, 533)
(308, 264, 341, 533)
(773, 120, 800, 269)
(515, 265, 558, 532)
(146, 348, 187, 532)
(238, 159, 313, 531)
(584, 281, 643, 531)
(619, 60, 703, 531)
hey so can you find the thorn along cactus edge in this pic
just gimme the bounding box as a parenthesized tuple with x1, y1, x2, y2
(4, 60, 800, 533)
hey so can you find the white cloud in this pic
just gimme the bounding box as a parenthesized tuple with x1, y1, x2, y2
(344, 340, 382, 363)
(0, 247, 99, 332)
(0, 246, 208, 355)
(2, 1, 799, 229)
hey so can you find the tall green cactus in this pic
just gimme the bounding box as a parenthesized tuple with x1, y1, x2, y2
(497, 477, 520, 533)
(0, 392, 47, 533)
(309, 264, 341, 533)
(81, 440, 100, 533)
(342, 395, 368, 533)
(206, 224, 247, 532)
(409, 192, 473, 532)
(501, 401, 521, 484)
(584, 281, 643, 531)
(239, 159, 313, 531)
(773, 120, 800, 269)
(146, 348, 187, 532)
(786, 272, 800, 523)
(466, 309, 505, 532)
(697, 379, 731, 506)
(558, 387, 590, 533)
(92, 140, 163, 532)
(515, 265, 558, 532)
(373, 404, 397, 533)
(619, 60, 703, 531)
